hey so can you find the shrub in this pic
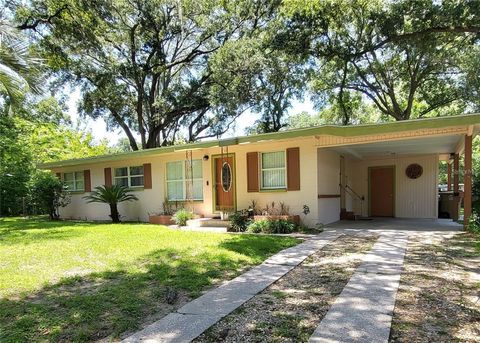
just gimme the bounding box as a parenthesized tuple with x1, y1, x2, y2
(468, 211, 480, 233)
(161, 199, 182, 215)
(246, 220, 270, 233)
(229, 211, 251, 232)
(29, 171, 71, 220)
(172, 209, 194, 226)
(246, 219, 295, 234)
(269, 219, 295, 234)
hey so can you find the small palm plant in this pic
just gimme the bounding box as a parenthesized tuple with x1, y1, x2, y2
(83, 185, 138, 223)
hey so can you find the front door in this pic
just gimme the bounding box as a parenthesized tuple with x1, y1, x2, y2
(213, 155, 235, 212)
(369, 166, 394, 217)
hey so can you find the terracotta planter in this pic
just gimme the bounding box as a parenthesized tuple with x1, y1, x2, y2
(253, 215, 300, 225)
(149, 215, 174, 225)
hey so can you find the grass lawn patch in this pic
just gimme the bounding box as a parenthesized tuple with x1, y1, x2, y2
(389, 232, 480, 342)
(0, 217, 299, 342)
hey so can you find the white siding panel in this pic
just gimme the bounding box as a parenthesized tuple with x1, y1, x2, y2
(395, 155, 438, 218)
(348, 154, 438, 218)
(317, 149, 341, 224)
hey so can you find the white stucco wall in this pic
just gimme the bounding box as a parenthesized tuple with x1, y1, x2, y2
(348, 154, 439, 218)
(54, 137, 320, 227)
(52, 142, 439, 225)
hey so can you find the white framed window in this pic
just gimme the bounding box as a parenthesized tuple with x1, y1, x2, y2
(261, 151, 286, 189)
(114, 166, 144, 188)
(63, 171, 84, 191)
(166, 159, 203, 201)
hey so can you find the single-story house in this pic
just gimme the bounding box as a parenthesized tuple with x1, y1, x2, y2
(41, 114, 479, 227)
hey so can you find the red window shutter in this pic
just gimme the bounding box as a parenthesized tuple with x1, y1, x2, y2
(143, 163, 152, 189)
(84, 170, 91, 192)
(246, 152, 259, 192)
(287, 147, 300, 191)
(104, 167, 112, 186)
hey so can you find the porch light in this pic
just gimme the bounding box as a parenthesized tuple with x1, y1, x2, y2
(203, 155, 209, 161)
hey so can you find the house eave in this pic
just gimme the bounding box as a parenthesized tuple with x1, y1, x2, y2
(39, 113, 480, 169)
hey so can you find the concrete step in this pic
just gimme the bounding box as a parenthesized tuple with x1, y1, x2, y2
(181, 226, 229, 233)
(186, 218, 231, 228)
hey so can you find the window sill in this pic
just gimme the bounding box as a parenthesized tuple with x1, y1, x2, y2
(69, 190, 85, 194)
(259, 188, 287, 193)
(167, 199, 204, 203)
(127, 187, 144, 192)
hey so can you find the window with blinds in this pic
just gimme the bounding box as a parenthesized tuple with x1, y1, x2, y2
(114, 166, 144, 188)
(166, 159, 203, 201)
(63, 171, 84, 191)
(261, 151, 286, 189)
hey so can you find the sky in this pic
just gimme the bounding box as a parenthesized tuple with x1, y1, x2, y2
(67, 89, 317, 146)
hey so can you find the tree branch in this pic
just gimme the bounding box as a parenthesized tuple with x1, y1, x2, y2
(17, 5, 69, 31)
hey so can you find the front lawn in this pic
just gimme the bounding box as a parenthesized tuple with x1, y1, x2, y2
(0, 217, 299, 342)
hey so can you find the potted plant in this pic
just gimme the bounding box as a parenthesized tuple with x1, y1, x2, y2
(149, 199, 180, 225)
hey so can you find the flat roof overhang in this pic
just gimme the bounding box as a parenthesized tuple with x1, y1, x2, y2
(327, 134, 466, 160)
(40, 114, 480, 169)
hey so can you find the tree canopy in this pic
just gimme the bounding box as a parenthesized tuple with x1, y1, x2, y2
(278, 0, 480, 124)
(13, 0, 281, 149)
(4, 0, 480, 140)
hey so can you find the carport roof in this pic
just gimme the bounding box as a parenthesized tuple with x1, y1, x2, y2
(330, 134, 464, 159)
(40, 113, 480, 168)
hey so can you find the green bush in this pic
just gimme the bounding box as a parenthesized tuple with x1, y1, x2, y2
(246, 219, 295, 234)
(29, 171, 71, 220)
(229, 211, 251, 232)
(246, 220, 269, 233)
(468, 211, 480, 233)
(172, 209, 194, 226)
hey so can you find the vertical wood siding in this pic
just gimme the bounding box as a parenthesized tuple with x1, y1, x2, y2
(349, 154, 438, 218)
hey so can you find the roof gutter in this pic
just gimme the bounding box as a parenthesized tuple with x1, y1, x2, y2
(39, 114, 480, 169)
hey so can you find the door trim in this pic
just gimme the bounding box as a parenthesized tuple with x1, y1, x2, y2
(211, 153, 237, 213)
(368, 165, 396, 217)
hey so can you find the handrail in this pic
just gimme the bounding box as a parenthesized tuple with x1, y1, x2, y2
(339, 184, 365, 201)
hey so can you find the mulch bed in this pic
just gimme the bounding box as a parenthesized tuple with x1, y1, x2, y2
(389, 232, 480, 343)
(194, 234, 378, 343)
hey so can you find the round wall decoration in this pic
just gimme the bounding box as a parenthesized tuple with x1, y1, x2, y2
(405, 163, 423, 179)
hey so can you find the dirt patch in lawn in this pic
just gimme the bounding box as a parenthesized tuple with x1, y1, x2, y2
(194, 234, 378, 343)
(389, 232, 480, 343)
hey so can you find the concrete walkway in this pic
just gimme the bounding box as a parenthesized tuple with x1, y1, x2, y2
(309, 231, 409, 343)
(123, 230, 342, 343)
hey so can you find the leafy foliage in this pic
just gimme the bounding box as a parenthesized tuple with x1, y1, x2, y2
(279, 0, 480, 123)
(172, 208, 194, 226)
(247, 219, 296, 234)
(0, 115, 33, 216)
(28, 170, 70, 219)
(0, 110, 109, 216)
(229, 211, 251, 232)
(84, 185, 139, 223)
(0, 20, 43, 108)
(14, 0, 281, 149)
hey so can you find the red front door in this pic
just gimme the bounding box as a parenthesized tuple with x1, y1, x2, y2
(214, 156, 235, 212)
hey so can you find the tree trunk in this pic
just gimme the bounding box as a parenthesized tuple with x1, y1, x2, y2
(109, 203, 121, 223)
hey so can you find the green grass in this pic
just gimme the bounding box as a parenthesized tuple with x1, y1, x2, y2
(0, 217, 299, 342)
